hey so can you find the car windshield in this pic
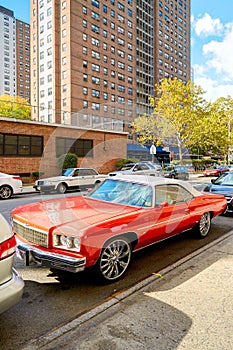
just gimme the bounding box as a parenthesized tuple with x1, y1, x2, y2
(88, 179, 153, 207)
(213, 173, 233, 185)
(62, 168, 74, 176)
(119, 164, 134, 171)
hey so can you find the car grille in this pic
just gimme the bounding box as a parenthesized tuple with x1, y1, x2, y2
(13, 220, 48, 248)
(227, 195, 233, 202)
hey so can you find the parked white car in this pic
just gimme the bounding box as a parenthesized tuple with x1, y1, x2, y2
(0, 172, 23, 199)
(0, 214, 24, 314)
(108, 162, 162, 177)
(34, 168, 107, 193)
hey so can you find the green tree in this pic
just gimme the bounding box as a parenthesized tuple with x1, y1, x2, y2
(187, 96, 233, 161)
(0, 95, 31, 119)
(132, 78, 209, 163)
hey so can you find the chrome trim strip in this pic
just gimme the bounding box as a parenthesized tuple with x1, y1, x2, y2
(17, 242, 86, 272)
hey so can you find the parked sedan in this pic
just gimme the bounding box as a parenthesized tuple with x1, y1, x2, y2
(13, 175, 226, 283)
(0, 214, 24, 314)
(0, 172, 23, 199)
(108, 161, 162, 176)
(34, 168, 107, 193)
(163, 165, 189, 180)
(203, 165, 229, 177)
(203, 172, 233, 213)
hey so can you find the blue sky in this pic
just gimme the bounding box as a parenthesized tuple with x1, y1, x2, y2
(1, 0, 233, 101)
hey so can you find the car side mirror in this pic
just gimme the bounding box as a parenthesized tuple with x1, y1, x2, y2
(211, 179, 216, 184)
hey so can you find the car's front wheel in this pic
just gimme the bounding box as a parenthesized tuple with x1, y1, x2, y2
(0, 185, 13, 199)
(56, 183, 67, 194)
(194, 212, 211, 238)
(96, 237, 132, 283)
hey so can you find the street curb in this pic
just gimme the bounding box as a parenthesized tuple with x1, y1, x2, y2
(22, 229, 233, 350)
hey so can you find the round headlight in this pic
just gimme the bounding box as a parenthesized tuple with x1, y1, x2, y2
(73, 237, 81, 251)
(53, 234, 61, 246)
(60, 235, 67, 246)
(66, 236, 74, 249)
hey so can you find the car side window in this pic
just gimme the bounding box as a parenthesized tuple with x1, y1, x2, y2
(78, 169, 97, 176)
(79, 170, 89, 176)
(155, 184, 193, 205)
(73, 169, 79, 177)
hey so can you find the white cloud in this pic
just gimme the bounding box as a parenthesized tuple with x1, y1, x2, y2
(194, 71, 233, 101)
(194, 13, 224, 37)
(202, 24, 233, 79)
(192, 14, 233, 100)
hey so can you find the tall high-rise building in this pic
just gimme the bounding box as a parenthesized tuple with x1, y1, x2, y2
(0, 6, 30, 101)
(31, 0, 190, 127)
(154, 0, 190, 84)
(31, 0, 136, 129)
(136, 0, 155, 118)
(136, 0, 190, 119)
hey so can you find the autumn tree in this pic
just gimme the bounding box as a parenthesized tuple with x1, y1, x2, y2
(132, 78, 209, 163)
(0, 95, 31, 119)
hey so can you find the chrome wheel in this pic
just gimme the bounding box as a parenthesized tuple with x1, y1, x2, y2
(0, 186, 13, 199)
(197, 212, 211, 238)
(97, 237, 132, 282)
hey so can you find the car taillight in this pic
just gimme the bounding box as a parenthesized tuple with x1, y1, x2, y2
(12, 176, 21, 181)
(0, 236, 16, 260)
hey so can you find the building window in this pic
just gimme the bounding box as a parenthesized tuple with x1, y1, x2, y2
(56, 137, 93, 158)
(0, 133, 43, 157)
(92, 0, 99, 8)
(92, 89, 100, 97)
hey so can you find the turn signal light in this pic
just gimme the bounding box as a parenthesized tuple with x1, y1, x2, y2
(0, 236, 16, 260)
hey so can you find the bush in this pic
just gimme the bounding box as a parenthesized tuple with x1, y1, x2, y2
(58, 153, 78, 170)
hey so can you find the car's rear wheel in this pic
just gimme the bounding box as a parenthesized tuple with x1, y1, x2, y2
(0, 185, 13, 199)
(194, 212, 211, 238)
(56, 183, 67, 194)
(96, 237, 132, 283)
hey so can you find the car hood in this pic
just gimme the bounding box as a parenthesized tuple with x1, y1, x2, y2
(12, 196, 140, 235)
(209, 184, 233, 195)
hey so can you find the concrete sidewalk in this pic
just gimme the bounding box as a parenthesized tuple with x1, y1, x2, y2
(23, 230, 233, 350)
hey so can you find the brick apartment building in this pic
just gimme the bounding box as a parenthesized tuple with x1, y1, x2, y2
(0, 0, 191, 177)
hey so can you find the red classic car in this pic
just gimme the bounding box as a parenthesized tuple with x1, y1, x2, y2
(203, 165, 229, 177)
(12, 176, 227, 283)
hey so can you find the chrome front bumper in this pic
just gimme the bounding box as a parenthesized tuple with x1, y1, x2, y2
(16, 242, 86, 273)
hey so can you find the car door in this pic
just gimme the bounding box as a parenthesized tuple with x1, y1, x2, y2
(136, 184, 193, 248)
(78, 169, 98, 187)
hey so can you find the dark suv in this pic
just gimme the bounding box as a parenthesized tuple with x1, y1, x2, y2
(164, 165, 189, 180)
